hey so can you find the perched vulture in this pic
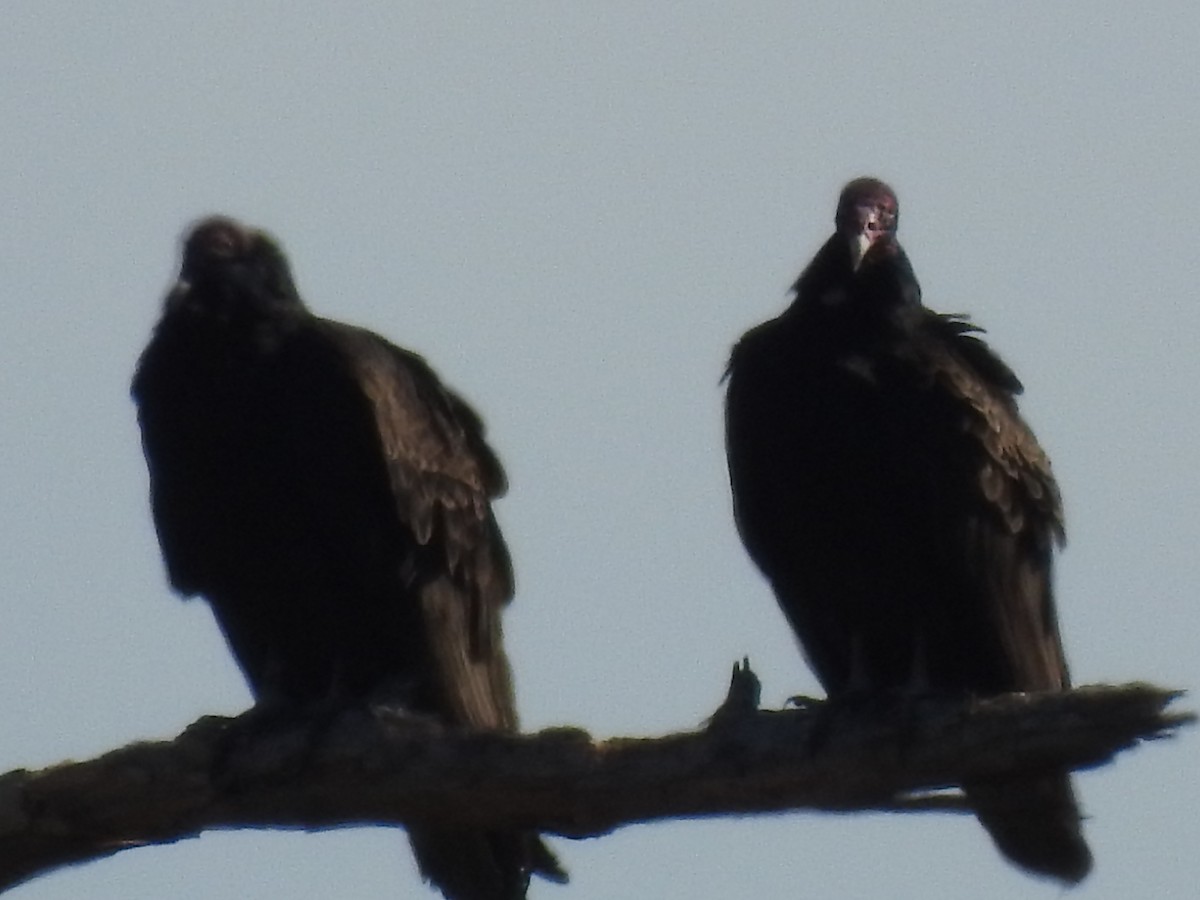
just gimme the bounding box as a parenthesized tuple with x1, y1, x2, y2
(724, 178, 1090, 883)
(132, 216, 566, 900)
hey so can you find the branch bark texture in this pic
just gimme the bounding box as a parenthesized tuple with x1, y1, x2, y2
(0, 680, 1188, 893)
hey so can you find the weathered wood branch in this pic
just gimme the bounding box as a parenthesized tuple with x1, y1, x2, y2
(0, 674, 1189, 893)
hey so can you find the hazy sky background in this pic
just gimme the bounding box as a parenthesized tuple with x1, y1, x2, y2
(2, 3, 1196, 898)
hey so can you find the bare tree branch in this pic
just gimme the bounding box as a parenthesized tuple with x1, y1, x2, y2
(0, 674, 1189, 894)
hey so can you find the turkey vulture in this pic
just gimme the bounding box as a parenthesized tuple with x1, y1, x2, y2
(132, 216, 566, 900)
(724, 178, 1091, 883)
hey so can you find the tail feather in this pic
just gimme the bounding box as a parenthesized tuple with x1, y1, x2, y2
(965, 771, 1091, 884)
(408, 827, 567, 900)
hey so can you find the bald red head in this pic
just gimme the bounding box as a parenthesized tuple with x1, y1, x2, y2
(169, 215, 302, 316)
(834, 178, 899, 269)
(179, 216, 260, 280)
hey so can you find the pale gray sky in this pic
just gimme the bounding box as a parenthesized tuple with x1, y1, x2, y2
(1, 3, 1196, 898)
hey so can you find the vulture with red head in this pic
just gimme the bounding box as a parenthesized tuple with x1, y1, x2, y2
(133, 216, 566, 900)
(725, 178, 1090, 883)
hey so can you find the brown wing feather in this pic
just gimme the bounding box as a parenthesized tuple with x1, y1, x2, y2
(914, 318, 1070, 691)
(930, 332, 1063, 537)
(321, 321, 517, 726)
(315, 322, 566, 892)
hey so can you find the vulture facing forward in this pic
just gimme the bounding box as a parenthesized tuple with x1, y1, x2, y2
(132, 217, 565, 900)
(724, 179, 1091, 883)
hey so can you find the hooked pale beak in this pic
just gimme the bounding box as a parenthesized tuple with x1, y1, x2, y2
(849, 202, 897, 270)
